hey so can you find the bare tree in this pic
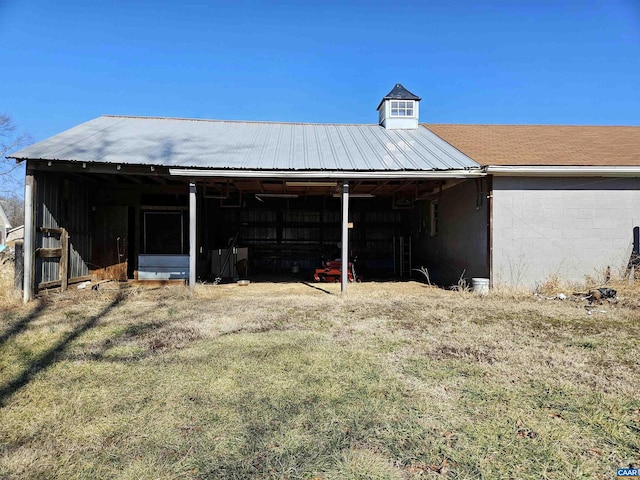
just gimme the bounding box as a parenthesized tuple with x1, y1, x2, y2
(1, 114, 32, 196)
(1, 194, 24, 226)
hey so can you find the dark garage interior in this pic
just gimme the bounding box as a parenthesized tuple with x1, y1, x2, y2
(30, 166, 446, 290)
(144, 177, 431, 282)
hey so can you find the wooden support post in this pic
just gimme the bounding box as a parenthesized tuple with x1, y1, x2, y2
(23, 173, 35, 302)
(133, 191, 141, 279)
(341, 181, 349, 293)
(60, 228, 69, 292)
(189, 182, 197, 289)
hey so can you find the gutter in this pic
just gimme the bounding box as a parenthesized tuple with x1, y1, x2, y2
(485, 165, 640, 177)
(168, 168, 486, 180)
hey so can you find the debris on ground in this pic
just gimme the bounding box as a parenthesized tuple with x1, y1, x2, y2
(572, 287, 618, 304)
(534, 292, 567, 300)
(76, 279, 132, 291)
(91, 280, 131, 291)
(536, 287, 619, 314)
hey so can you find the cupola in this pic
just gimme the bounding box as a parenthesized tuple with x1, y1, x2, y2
(377, 83, 421, 129)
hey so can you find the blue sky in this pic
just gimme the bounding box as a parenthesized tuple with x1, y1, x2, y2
(1, 0, 639, 145)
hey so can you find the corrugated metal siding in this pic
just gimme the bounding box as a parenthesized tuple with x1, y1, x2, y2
(12, 116, 480, 172)
(36, 175, 60, 285)
(66, 178, 91, 280)
(35, 174, 90, 286)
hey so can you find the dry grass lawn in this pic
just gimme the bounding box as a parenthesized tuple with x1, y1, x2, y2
(0, 264, 639, 479)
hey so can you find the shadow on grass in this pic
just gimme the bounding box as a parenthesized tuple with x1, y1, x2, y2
(0, 298, 47, 347)
(72, 321, 164, 362)
(301, 282, 334, 295)
(0, 293, 125, 406)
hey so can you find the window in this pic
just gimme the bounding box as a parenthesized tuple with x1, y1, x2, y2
(143, 211, 185, 254)
(390, 100, 415, 117)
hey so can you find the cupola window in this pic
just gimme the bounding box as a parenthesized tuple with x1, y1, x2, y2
(390, 100, 415, 117)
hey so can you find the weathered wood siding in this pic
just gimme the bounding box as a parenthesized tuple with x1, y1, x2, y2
(35, 173, 91, 286)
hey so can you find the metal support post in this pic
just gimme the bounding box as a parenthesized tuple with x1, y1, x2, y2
(341, 181, 349, 293)
(23, 173, 35, 302)
(189, 182, 197, 289)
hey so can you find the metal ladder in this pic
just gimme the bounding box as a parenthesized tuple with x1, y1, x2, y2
(394, 236, 412, 277)
(214, 232, 239, 285)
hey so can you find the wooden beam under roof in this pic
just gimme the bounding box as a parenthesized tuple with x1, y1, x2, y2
(391, 181, 415, 194)
(370, 181, 391, 195)
(148, 175, 167, 185)
(124, 175, 143, 184)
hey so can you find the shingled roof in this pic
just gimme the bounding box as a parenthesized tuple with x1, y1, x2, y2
(424, 124, 640, 167)
(377, 84, 421, 110)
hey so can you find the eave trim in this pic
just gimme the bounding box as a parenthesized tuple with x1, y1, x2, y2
(485, 165, 640, 177)
(168, 168, 485, 180)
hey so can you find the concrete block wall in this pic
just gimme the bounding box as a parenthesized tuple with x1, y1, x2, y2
(416, 179, 489, 286)
(492, 177, 640, 287)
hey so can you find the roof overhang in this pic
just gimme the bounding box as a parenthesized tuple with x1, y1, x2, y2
(485, 165, 640, 177)
(168, 168, 485, 180)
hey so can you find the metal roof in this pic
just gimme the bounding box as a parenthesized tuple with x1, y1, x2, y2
(10, 115, 479, 172)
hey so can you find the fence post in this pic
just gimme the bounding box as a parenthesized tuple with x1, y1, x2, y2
(60, 228, 69, 292)
(14, 240, 24, 292)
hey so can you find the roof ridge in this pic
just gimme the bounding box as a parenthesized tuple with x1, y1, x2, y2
(101, 114, 378, 127)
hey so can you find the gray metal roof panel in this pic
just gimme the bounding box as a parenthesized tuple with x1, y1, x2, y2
(10, 115, 480, 172)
